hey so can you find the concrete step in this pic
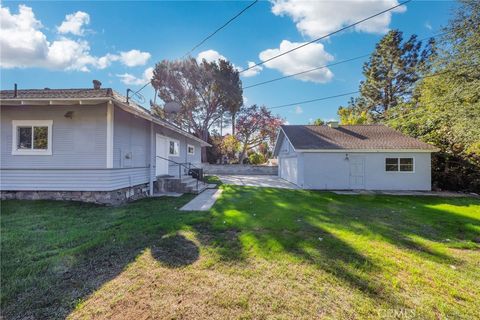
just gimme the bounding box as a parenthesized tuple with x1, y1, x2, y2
(157, 175, 208, 194)
(181, 177, 197, 185)
(190, 183, 209, 194)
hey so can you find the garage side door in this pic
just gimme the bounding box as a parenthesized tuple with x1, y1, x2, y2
(280, 157, 298, 185)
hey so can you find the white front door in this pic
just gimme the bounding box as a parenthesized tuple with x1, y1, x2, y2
(155, 134, 168, 176)
(349, 156, 365, 189)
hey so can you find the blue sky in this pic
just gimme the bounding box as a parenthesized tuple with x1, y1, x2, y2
(1, 0, 456, 125)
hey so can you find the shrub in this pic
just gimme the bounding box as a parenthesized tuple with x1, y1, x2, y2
(248, 153, 266, 165)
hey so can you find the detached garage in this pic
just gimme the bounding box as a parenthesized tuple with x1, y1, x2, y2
(273, 123, 439, 191)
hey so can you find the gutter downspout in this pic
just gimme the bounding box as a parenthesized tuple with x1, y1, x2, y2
(149, 122, 154, 196)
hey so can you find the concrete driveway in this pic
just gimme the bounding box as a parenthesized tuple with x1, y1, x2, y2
(217, 175, 299, 189)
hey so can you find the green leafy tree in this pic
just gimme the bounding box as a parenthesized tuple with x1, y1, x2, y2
(221, 134, 241, 162)
(236, 105, 283, 164)
(309, 118, 324, 125)
(338, 98, 370, 124)
(340, 30, 435, 122)
(151, 58, 243, 161)
(388, 0, 480, 191)
(218, 60, 243, 135)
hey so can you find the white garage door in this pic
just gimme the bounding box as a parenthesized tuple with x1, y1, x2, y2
(280, 157, 298, 185)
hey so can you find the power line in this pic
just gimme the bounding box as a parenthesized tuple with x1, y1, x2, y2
(242, 31, 451, 90)
(270, 91, 360, 109)
(239, 0, 411, 74)
(243, 55, 370, 89)
(184, 0, 259, 58)
(132, 1, 259, 97)
(268, 67, 477, 110)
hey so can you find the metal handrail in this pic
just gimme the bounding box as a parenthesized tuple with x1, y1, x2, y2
(155, 155, 204, 190)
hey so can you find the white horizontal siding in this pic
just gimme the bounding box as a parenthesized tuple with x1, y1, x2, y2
(302, 152, 432, 190)
(1, 104, 107, 168)
(0, 167, 150, 191)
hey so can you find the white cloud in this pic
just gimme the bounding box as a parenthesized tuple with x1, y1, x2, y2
(0, 4, 48, 68)
(57, 11, 90, 36)
(259, 40, 334, 83)
(196, 49, 227, 63)
(242, 61, 263, 77)
(294, 105, 303, 114)
(0, 4, 151, 72)
(117, 67, 154, 86)
(119, 49, 151, 67)
(425, 21, 432, 30)
(271, 0, 407, 38)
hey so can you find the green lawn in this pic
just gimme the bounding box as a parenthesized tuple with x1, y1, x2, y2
(1, 185, 480, 319)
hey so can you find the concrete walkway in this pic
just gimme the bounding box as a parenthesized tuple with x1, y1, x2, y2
(332, 190, 478, 197)
(217, 175, 298, 189)
(180, 189, 223, 211)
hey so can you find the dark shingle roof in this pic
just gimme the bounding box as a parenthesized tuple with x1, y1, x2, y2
(0, 88, 113, 99)
(281, 125, 438, 151)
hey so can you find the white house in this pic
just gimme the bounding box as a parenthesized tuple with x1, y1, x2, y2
(0, 84, 210, 205)
(273, 122, 439, 190)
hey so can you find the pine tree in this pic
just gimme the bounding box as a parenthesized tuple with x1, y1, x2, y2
(353, 30, 435, 120)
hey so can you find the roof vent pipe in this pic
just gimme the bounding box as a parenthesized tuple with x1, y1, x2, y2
(93, 80, 102, 89)
(327, 121, 339, 128)
(14, 83, 17, 98)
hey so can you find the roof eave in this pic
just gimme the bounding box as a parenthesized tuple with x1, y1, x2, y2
(0, 97, 110, 106)
(111, 99, 211, 147)
(0, 96, 211, 147)
(295, 148, 439, 153)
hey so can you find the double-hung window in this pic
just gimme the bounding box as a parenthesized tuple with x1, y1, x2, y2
(169, 139, 180, 156)
(385, 157, 414, 172)
(12, 120, 53, 155)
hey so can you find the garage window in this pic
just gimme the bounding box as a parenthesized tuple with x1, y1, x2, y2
(386, 157, 414, 172)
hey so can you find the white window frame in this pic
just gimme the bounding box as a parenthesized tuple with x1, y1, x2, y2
(12, 120, 53, 156)
(187, 144, 195, 155)
(385, 157, 415, 173)
(168, 139, 180, 156)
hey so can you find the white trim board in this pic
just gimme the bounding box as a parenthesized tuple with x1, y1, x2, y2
(106, 101, 114, 168)
(11, 120, 53, 156)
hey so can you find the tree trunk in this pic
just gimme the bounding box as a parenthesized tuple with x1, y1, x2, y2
(238, 144, 248, 164)
(220, 115, 223, 136)
(231, 113, 236, 136)
(200, 129, 209, 163)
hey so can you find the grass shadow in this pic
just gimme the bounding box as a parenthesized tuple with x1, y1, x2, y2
(150, 234, 200, 268)
(1, 186, 479, 319)
(0, 195, 203, 319)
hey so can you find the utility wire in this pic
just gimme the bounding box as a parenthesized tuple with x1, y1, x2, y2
(239, 0, 411, 74)
(243, 30, 451, 90)
(243, 55, 370, 89)
(268, 67, 477, 110)
(270, 91, 360, 110)
(184, 0, 259, 58)
(132, 0, 259, 97)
